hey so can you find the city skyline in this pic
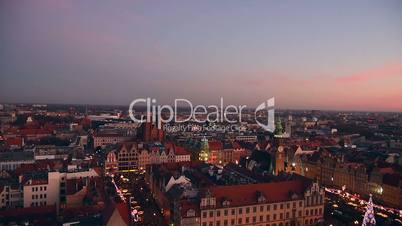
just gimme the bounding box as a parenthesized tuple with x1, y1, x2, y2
(1, 0, 402, 111)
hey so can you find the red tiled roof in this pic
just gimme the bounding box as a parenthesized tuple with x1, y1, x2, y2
(94, 133, 123, 137)
(5, 137, 23, 146)
(15, 159, 66, 176)
(25, 179, 48, 186)
(103, 201, 130, 226)
(20, 128, 52, 136)
(175, 146, 190, 156)
(208, 141, 223, 150)
(208, 180, 309, 208)
(93, 167, 103, 176)
(379, 167, 394, 174)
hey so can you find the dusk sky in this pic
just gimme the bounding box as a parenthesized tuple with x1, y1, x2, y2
(1, 0, 402, 111)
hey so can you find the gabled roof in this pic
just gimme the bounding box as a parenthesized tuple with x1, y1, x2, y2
(103, 200, 130, 226)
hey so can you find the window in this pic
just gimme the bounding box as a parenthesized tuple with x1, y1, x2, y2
(238, 218, 242, 224)
(299, 201, 303, 207)
(32, 195, 35, 199)
(203, 223, 207, 226)
(286, 212, 289, 219)
(44, 194, 47, 198)
(280, 204, 283, 209)
(287, 203, 290, 208)
(245, 217, 249, 223)
(260, 205, 264, 211)
(293, 202, 296, 208)
(274, 204, 277, 210)
(260, 215, 263, 222)
(217, 210, 220, 217)
(231, 219, 235, 225)
(239, 208, 242, 214)
(280, 213, 283, 220)
(224, 220, 228, 226)
(231, 209, 235, 215)
(253, 206, 257, 212)
(32, 187, 34, 192)
(273, 214, 276, 220)
(224, 209, 228, 216)
(253, 216, 256, 223)
(267, 205, 270, 211)
(209, 211, 213, 217)
(44, 187, 46, 191)
(246, 207, 250, 213)
(203, 212, 207, 218)
(266, 215, 270, 221)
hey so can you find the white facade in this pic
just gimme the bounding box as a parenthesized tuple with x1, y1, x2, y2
(22, 169, 100, 209)
(0, 185, 23, 208)
(23, 172, 61, 208)
(0, 159, 35, 171)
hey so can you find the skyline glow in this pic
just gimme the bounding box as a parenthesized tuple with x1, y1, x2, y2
(1, 0, 402, 111)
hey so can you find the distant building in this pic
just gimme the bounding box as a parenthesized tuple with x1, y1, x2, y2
(115, 142, 191, 172)
(93, 133, 132, 148)
(139, 121, 164, 142)
(19, 168, 101, 209)
(0, 181, 23, 208)
(0, 151, 35, 171)
(105, 151, 118, 175)
(235, 135, 257, 143)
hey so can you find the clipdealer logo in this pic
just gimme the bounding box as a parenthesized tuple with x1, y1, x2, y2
(128, 97, 275, 132)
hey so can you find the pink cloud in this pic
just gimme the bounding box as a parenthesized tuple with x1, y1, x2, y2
(337, 62, 402, 83)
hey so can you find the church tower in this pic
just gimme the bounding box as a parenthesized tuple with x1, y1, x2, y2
(275, 146, 286, 175)
(199, 136, 210, 162)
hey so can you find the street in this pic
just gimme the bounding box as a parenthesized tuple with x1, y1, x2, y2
(113, 172, 166, 226)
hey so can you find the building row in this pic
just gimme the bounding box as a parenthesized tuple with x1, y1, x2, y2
(273, 145, 402, 208)
(105, 142, 191, 173)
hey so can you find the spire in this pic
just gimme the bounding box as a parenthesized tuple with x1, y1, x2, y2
(362, 194, 376, 226)
(274, 118, 284, 136)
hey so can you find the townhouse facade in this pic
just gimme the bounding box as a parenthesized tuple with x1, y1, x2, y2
(115, 142, 191, 172)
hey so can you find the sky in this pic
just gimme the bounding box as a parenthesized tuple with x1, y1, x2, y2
(1, 0, 402, 111)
